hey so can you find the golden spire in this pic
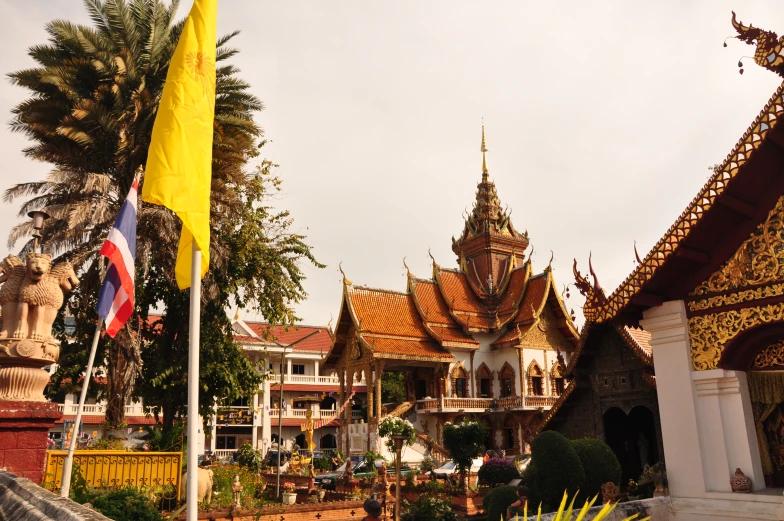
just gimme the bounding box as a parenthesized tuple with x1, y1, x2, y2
(481, 121, 489, 178)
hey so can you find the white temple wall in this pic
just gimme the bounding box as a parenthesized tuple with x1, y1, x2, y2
(640, 300, 779, 521)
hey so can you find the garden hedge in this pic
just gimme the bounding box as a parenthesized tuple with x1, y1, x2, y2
(525, 431, 585, 512)
(570, 438, 621, 503)
(484, 485, 520, 521)
(478, 457, 519, 487)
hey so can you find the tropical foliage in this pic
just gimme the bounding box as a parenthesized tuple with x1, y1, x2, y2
(378, 416, 416, 454)
(510, 491, 651, 521)
(441, 419, 488, 480)
(8, 0, 322, 431)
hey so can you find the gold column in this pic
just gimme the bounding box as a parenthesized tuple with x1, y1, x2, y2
(470, 351, 476, 398)
(518, 348, 525, 399)
(375, 361, 383, 417)
(367, 365, 374, 421)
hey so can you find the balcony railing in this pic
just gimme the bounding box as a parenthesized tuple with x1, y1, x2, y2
(58, 403, 156, 416)
(277, 374, 366, 385)
(416, 394, 561, 412)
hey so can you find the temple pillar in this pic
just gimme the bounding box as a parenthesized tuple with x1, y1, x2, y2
(367, 364, 374, 421)
(692, 369, 764, 492)
(210, 414, 217, 453)
(251, 392, 259, 449)
(640, 300, 709, 497)
(470, 351, 476, 398)
(375, 361, 383, 417)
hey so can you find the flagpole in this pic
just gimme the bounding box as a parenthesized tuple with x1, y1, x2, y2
(186, 243, 202, 521)
(60, 317, 104, 498)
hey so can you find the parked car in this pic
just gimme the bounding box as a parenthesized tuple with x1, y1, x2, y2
(431, 458, 483, 480)
(515, 454, 531, 473)
(314, 456, 364, 490)
(265, 449, 292, 467)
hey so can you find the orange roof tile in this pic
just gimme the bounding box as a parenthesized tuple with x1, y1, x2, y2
(496, 266, 530, 323)
(428, 325, 480, 346)
(350, 288, 431, 339)
(490, 322, 535, 349)
(625, 327, 652, 355)
(56, 415, 159, 425)
(361, 335, 455, 362)
(270, 384, 367, 393)
(411, 280, 479, 347)
(513, 275, 548, 325)
(437, 269, 489, 315)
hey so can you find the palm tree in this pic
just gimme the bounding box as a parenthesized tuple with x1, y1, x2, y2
(5, 0, 263, 428)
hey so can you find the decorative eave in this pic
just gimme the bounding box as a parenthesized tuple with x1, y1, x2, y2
(320, 275, 356, 372)
(585, 80, 784, 325)
(614, 325, 653, 366)
(495, 260, 533, 329)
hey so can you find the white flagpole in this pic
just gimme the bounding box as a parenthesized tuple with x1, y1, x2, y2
(186, 243, 202, 521)
(60, 317, 104, 498)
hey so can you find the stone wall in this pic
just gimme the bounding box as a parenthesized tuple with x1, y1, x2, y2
(539, 497, 670, 521)
(0, 400, 62, 483)
(0, 470, 111, 521)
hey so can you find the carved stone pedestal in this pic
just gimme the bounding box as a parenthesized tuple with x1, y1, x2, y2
(0, 400, 62, 484)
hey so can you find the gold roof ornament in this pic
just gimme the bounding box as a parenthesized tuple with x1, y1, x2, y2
(339, 262, 352, 286)
(481, 122, 489, 178)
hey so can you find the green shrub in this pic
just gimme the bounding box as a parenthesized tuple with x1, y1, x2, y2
(401, 492, 457, 521)
(570, 438, 621, 503)
(478, 458, 519, 487)
(442, 419, 488, 478)
(525, 431, 585, 512)
(484, 485, 519, 521)
(313, 454, 330, 471)
(211, 464, 267, 509)
(236, 443, 265, 473)
(419, 456, 435, 473)
(83, 488, 164, 521)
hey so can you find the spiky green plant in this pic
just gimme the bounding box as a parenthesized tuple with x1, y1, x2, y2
(509, 490, 652, 521)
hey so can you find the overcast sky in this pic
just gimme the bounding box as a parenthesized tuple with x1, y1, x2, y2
(1, 1, 784, 328)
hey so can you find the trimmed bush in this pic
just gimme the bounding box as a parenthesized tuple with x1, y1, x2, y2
(525, 431, 585, 512)
(478, 457, 519, 487)
(84, 488, 164, 521)
(401, 492, 457, 521)
(484, 485, 519, 521)
(571, 438, 621, 503)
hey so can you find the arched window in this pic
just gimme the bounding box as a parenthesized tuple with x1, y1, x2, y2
(499, 362, 516, 398)
(451, 363, 469, 398)
(476, 363, 493, 398)
(503, 415, 519, 454)
(527, 361, 544, 396)
(551, 361, 566, 395)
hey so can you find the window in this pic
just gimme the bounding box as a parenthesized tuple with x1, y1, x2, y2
(292, 364, 305, 375)
(454, 378, 467, 398)
(217, 436, 236, 450)
(554, 378, 565, 395)
(506, 428, 515, 450)
(531, 376, 543, 396)
(415, 380, 428, 399)
(501, 378, 513, 398)
(479, 379, 491, 398)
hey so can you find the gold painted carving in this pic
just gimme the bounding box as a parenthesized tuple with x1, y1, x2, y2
(688, 283, 784, 312)
(688, 302, 784, 370)
(518, 306, 572, 352)
(692, 195, 784, 297)
(753, 339, 784, 369)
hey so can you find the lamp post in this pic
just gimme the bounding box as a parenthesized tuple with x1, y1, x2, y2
(390, 434, 407, 521)
(27, 210, 50, 253)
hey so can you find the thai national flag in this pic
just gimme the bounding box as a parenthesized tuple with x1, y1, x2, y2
(97, 179, 138, 337)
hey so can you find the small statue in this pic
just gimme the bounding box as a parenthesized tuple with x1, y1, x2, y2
(601, 482, 619, 504)
(302, 408, 315, 452)
(232, 474, 243, 508)
(379, 461, 389, 493)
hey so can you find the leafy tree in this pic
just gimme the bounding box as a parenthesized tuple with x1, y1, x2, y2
(441, 419, 488, 488)
(381, 372, 405, 404)
(7, 0, 322, 431)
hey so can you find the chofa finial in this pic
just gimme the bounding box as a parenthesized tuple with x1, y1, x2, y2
(339, 262, 352, 286)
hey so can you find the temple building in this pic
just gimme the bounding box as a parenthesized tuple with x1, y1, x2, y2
(535, 316, 661, 482)
(321, 127, 580, 460)
(568, 13, 784, 521)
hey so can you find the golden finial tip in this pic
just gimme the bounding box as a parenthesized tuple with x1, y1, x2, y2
(481, 122, 489, 175)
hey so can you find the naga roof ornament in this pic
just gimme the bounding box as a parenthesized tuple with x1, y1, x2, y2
(573, 254, 607, 322)
(731, 12, 784, 76)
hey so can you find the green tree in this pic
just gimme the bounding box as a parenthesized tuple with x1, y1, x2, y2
(441, 419, 488, 488)
(381, 372, 405, 404)
(7, 0, 321, 431)
(570, 438, 621, 504)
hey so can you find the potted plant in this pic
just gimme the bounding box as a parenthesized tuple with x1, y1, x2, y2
(282, 482, 297, 505)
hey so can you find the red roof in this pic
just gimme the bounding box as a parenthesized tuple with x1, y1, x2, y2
(269, 418, 339, 427)
(270, 384, 367, 392)
(240, 323, 333, 353)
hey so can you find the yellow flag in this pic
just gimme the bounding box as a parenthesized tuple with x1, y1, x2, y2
(142, 0, 217, 289)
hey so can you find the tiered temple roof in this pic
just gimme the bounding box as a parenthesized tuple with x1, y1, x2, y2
(322, 127, 579, 371)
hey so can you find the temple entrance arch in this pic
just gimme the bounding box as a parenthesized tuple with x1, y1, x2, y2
(321, 433, 337, 450)
(295, 433, 306, 451)
(603, 405, 659, 483)
(721, 323, 784, 487)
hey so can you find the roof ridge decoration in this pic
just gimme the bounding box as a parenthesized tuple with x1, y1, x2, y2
(732, 12, 784, 77)
(339, 262, 352, 286)
(582, 77, 784, 323)
(573, 254, 607, 322)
